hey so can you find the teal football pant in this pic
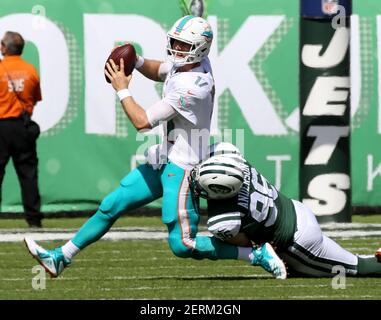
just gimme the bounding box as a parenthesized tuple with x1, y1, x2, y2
(71, 162, 238, 260)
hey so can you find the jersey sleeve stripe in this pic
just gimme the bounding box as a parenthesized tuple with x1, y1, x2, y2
(207, 212, 242, 227)
(177, 170, 196, 250)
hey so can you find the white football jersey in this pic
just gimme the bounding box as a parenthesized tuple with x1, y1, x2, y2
(161, 57, 214, 170)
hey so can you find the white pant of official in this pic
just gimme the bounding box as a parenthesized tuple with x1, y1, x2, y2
(279, 200, 358, 277)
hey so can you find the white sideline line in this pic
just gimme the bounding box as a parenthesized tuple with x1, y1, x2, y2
(0, 231, 166, 242)
(323, 230, 381, 238)
(0, 227, 381, 242)
(0, 230, 209, 242)
(320, 223, 381, 230)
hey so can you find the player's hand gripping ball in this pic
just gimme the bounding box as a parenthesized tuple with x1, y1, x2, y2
(104, 43, 137, 83)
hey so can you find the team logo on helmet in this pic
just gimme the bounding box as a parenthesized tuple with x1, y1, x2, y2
(191, 155, 244, 200)
(209, 184, 233, 195)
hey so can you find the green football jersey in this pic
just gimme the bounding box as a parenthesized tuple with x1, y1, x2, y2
(207, 161, 297, 249)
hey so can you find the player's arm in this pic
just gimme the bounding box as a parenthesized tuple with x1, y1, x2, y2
(135, 55, 170, 82)
(208, 211, 252, 247)
(105, 58, 176, 131)
(207, 208, 251, 244)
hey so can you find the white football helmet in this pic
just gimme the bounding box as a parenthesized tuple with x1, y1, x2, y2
(207, 142, 244, 160)
(167, 15, 213, 67)
(189, 155, 244, 200)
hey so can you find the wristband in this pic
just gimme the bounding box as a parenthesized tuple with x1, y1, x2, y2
(135, 55, 145, 69)
(117, 89, 132, 101)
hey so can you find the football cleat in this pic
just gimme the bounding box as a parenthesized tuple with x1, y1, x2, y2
(24, 237, 71, 278)
(250, 242, 287, 280)
(375, 248, 381, 263)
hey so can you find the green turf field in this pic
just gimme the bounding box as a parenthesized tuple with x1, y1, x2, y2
(0, 213, 380, 229)
(0, 216, 381, 300)
(0, 216, 165, 229)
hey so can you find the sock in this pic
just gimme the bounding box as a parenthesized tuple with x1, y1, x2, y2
(238, 247, 252, 262)
(61, 240, 80, 260)
(357, 255, 381, 276)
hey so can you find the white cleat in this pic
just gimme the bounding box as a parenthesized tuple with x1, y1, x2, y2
(24, 237, 71, 278)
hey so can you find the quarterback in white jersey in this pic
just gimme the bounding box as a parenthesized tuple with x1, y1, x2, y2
(161, 57, 214, 169)
(24, 16, 286, 280)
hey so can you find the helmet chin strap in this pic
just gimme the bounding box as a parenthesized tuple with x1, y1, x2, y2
(167, 52, 194, 68)
(171, 59, 188, 68)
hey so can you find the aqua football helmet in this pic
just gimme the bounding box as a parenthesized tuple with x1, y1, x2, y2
(167, 15, 213, 67)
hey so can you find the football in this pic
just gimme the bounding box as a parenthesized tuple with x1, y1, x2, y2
(104, 43, 137, 83)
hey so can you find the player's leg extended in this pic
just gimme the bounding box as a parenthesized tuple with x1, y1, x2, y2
(279, 200, 381, 277)
(25, 164, 163, 277)
(161, 162, 238, 260)
(71, 164, 163, 249)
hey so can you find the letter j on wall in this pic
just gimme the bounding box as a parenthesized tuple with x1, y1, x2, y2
(299, 0, 352, 222)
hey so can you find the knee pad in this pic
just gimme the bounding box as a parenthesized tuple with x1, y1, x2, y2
(99, 188, 125, 218)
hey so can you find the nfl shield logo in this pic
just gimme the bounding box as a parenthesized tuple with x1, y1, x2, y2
(322, 0, 339, 15)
